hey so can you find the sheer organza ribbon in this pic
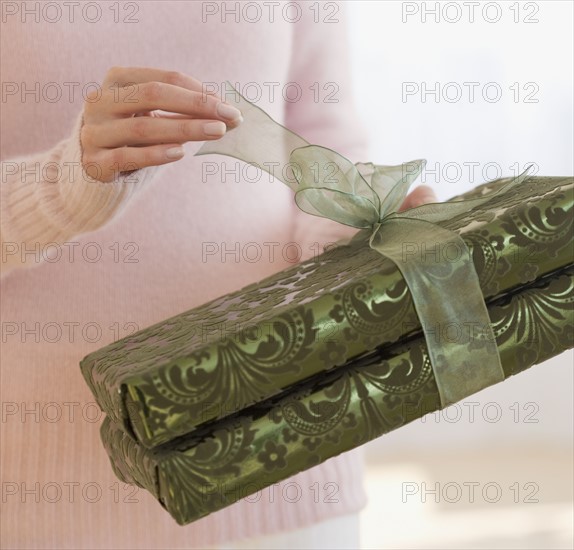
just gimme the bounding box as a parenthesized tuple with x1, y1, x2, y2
(195, 82, 532, 406)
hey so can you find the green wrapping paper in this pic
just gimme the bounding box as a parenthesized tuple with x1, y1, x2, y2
(101, 264, 574, 525)
(81, 176, 573, 448)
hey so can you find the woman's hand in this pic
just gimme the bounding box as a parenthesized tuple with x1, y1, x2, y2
(80, 67, 243, 183)
(399, 185, 438, 211)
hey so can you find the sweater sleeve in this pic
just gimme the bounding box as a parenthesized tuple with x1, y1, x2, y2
(0, 109, 158, 279)
(285, 1, 368, 260)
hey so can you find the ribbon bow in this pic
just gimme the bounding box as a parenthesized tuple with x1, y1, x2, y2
(196, 82, 532, 407)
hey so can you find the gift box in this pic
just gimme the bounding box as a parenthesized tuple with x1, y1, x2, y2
(81, 174, 573, 448)
(82, 85, 574, 526)
(100, 263, 574, 525)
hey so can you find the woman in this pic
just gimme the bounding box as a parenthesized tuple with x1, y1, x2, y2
(0, 2, 436, 547)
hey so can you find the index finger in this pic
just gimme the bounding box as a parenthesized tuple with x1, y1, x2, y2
(103, 66, 219, 99)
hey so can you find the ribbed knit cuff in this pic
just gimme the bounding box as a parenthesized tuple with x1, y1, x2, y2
(46, 110, 160, 237)
(1, 110, 159, 275)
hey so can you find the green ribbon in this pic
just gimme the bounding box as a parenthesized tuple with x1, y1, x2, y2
(195, 82, 533, 407)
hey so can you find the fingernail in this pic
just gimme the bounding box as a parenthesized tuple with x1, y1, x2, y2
(217, 102, 242, 122)
(203, 121, 227, 137)
(227, 114, 243, 127)
(166, 146, 184, 159)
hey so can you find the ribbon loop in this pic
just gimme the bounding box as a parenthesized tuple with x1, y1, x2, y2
(291, 145, 381, 228)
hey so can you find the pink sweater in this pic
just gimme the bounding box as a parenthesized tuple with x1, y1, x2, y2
(1, 2, 368, 548)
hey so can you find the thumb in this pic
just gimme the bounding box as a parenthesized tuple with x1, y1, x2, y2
(399, 185, 438, 211)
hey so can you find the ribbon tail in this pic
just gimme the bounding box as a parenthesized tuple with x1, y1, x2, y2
(395, 167, 536, 224)
(195, 81, 309, 192)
